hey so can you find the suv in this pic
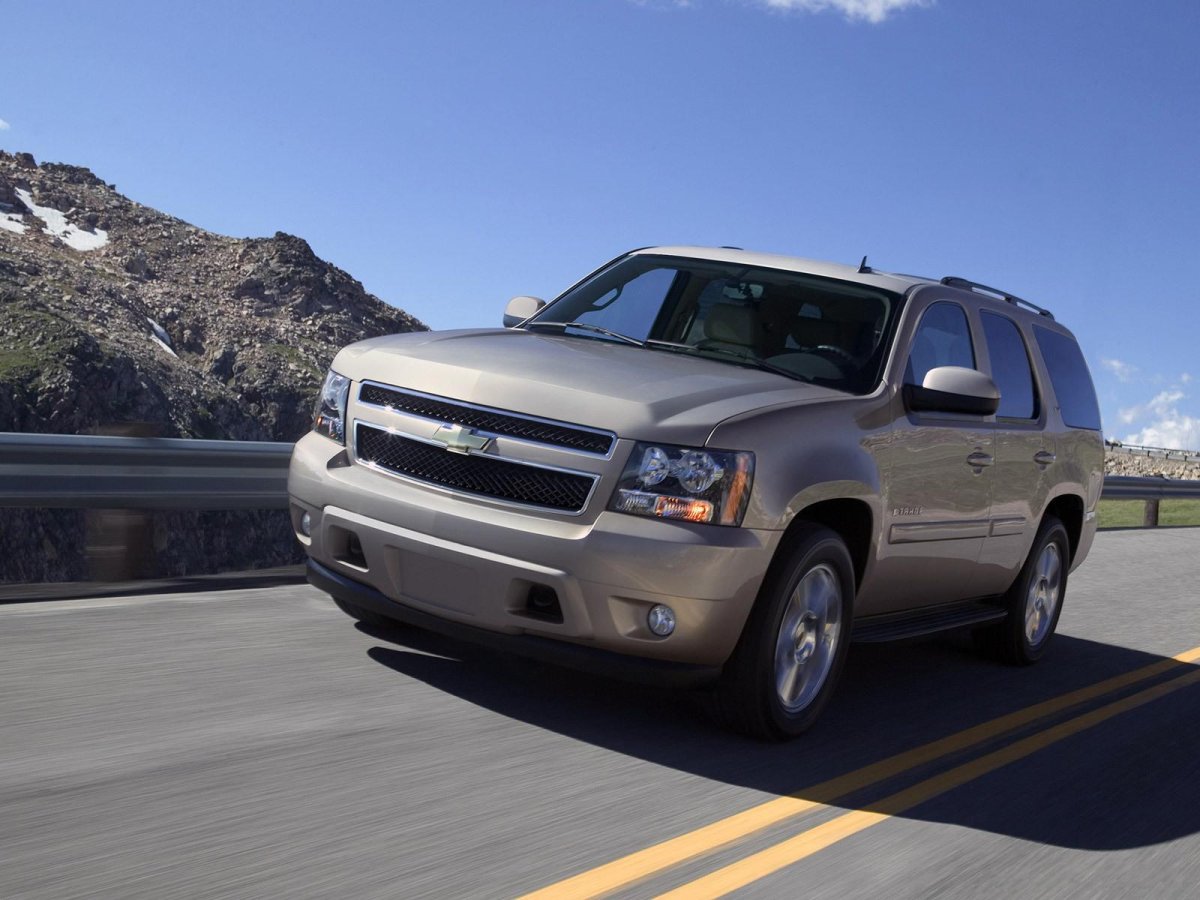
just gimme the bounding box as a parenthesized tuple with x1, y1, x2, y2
(289, 247, 1103, 739)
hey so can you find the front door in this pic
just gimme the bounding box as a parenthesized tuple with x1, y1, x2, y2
(869, 300, 994, 615)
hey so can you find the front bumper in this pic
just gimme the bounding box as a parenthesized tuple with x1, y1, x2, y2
(308, 560, 721, 687)
(290, 432, 778, 671)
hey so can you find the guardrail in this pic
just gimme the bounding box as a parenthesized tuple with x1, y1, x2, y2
(1101, 475, 1200, 500)
(1102, 474, 1200, 527)
(0, 433, 292, 510)
(0, 433, 1197, 524)
(1105, 441, 1200, 463)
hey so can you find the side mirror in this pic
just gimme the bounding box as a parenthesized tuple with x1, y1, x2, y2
(903, 366, 999, 416)
(503, 295, 546, 328)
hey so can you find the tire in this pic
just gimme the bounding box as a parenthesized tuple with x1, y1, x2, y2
(709, 524, 854, 740)
(331, 596, 400, 630)
(975, 515, 1069, 666)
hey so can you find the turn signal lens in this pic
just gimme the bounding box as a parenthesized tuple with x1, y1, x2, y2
(655, 495, 714, 523)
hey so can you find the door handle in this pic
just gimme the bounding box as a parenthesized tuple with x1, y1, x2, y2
(1034, 450, 1057, 466)
(967, 451, 994, 468)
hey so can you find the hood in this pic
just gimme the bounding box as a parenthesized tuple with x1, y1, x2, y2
(333, 328, 843, 446)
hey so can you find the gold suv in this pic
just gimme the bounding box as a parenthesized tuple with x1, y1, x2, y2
(289, 247, 1103, 739)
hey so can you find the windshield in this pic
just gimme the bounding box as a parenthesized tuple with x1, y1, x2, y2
(525, 254, 905, 394)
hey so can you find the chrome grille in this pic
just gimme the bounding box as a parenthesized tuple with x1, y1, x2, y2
(358, 383, 614, 456)
(355, 423, 595, 513)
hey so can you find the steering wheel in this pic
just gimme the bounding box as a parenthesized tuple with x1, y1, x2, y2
(811, 345, 855, 365)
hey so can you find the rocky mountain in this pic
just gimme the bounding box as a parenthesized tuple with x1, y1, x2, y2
(0, 150, 426, 583)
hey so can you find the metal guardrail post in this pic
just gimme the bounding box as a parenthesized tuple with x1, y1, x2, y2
(1144, 499, 1160, 528)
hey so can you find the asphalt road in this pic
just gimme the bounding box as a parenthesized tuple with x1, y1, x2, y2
(2, 529, 1198, 899)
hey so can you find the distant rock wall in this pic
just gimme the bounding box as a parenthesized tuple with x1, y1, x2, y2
(1105, 450, 1200, 481)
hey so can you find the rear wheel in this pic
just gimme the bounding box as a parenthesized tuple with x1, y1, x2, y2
(975, 515, 1069, 665)
(710, 524, 853, 740)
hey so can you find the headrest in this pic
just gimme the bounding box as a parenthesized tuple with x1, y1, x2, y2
(705, 304, 756, 346)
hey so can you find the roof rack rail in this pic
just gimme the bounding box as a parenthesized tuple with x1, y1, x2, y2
(940, 276, 1054, 319)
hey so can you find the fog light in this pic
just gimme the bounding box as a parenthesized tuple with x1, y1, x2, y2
(647, 604, 676, 637)
(299, 511, 312, 537)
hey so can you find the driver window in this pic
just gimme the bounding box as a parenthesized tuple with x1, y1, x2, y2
(905, 302, 975, 386)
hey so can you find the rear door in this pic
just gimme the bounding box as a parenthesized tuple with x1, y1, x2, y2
(972, 310, 1049, 595)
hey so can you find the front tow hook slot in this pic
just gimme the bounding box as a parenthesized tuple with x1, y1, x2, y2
(330, 526, 369, 572)
(523, 584, 564, 624)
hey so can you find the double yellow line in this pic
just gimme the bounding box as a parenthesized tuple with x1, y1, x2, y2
(522, 645, 1200, 899)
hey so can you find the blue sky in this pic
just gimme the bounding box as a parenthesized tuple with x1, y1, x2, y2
(3, 0, 1198, 447)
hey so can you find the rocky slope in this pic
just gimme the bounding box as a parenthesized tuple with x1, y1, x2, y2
(0, 150, 426, 583)
(1104, 449, 1200, 480)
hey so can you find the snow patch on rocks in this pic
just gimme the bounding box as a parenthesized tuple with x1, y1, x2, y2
(0, 209, 26, 234)
(147, 317, 178, 357)
(15, 188, 109, 250)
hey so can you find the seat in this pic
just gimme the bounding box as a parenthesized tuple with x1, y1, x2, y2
(699, 304, 758, 356)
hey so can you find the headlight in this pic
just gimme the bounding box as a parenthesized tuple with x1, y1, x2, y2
(313, 369, 350, 444)
(609, 442, 754, 527)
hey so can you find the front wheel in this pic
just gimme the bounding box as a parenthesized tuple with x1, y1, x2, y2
(710, 524, 854, 740)
(975, 515, 1069, 665)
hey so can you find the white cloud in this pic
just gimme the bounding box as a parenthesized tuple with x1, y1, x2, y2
(1152, 389, 1185, 409)
(0, 118, 10, 131)
(1121, 389, 1185, 425)
(628, 0, 931, 21)
(1182, 372, 1193, 384)
(1100, 357, 1138, 382)
(1122, 389, 1200, 451)
(754, 0, 933, 23)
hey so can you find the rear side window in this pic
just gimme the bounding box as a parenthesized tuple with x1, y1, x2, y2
(981, 312, 1037, 420)
(905, 302, 975, 386)
(1034, 327, 1101, 430)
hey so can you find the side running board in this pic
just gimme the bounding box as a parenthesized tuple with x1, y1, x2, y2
(853, 600, 1008, 643)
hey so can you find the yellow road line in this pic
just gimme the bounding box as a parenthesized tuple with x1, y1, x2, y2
(661, 665, 1200, 898)
(520, 645, 1200, 900)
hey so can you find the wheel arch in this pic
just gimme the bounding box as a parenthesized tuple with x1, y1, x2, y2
(1043, 492, 1084, 564)
(770, 497, 874, 591)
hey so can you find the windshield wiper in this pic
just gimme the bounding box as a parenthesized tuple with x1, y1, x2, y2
(644, 340, 809, 383)
(523, 321, 645, 347)
(644, 339, 711, 355)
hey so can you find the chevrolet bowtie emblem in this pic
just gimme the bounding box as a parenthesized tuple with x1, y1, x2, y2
(434, 422, 492, 455)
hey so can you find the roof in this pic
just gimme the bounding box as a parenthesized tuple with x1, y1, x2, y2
(631, 245, 936, 295)
(631, 246, 1058, 323)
